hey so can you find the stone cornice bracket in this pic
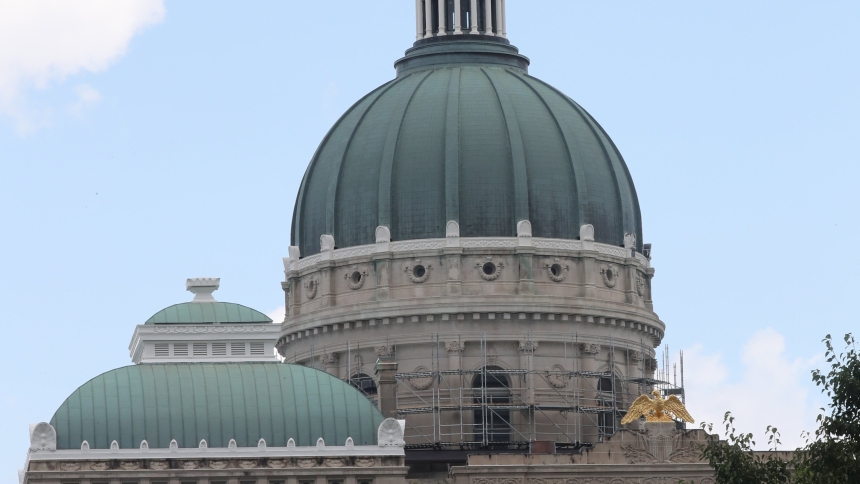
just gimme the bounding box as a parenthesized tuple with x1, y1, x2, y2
(375, 226, 391, 243)
(320, 234, 336, 252)
(445, 341, 465, 353)
(580, 224, 596, 253)
(580, 343, 600, 359)
(518, 340, 538, 353)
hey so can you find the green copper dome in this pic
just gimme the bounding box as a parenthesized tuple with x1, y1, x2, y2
(145, 302, 272, 325)
(50, 363, 384, 449)
(291, 38, 643, 257)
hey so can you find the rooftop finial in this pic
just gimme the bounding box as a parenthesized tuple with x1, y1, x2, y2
(186, 277, 220, 302)
(415, 0, 506, 41)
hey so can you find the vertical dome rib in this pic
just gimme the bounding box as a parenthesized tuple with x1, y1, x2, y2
(483, 67, 530, 225)
(445, 67, 462, 225)
(391, 69, 449, 241)
(292, 82, 394, 253)
(328, 77, 410, 244)
(458, 67, 515, 237)
(525, 76, 627, 246)
(512, 73, 585, 236)
(377, 71, 434, 229)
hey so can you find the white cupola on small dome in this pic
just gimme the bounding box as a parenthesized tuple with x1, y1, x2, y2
(128, 278, 279, 364)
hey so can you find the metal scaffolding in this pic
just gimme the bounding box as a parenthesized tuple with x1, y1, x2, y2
(293, 332, 684, 451)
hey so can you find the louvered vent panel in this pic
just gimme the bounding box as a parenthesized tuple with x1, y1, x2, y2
(250, 342, 265, 355)
(173, 344, 188, 356)
(154, 343, 169, 357)
(193, 343, 208, 356)
(212, 343, 227, 356)
(231, 343, 246, 356)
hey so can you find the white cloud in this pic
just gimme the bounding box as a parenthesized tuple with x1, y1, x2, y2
(0, 0, 165, 133)
(267, 306, 286, 325)
(68, 83, 101, 117)
(683, 328, 821, 449)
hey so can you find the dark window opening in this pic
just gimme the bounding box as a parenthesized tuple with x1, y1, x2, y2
(350, 373, 378, 396)
(473, 366, 511, 443)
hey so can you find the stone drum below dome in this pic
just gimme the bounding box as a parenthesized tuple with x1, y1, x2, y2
(291, 39, 642, 258)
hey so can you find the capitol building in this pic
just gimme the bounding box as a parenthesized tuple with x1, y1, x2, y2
(21, 2, 727, 483)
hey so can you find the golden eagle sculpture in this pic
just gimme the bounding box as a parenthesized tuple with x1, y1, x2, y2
(621, 390, 695, 425)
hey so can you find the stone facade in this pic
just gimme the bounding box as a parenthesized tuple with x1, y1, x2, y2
(277, 231, 663, 447)
(21, 420, 409, 484)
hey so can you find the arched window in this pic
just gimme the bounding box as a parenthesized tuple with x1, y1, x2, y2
(349, 373, 377, 397)
(472, 366, 511, 444)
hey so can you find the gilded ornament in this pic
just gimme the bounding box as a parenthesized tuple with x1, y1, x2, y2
(621, 390, 695, 424)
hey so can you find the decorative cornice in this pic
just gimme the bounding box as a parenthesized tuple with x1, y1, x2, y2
(287, 237, 649, 273)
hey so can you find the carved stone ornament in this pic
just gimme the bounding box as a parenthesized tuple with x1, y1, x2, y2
(88, 461, 110, 471)
(345, 268, 368, 290)
(544, 259, 569, 282)
(208, 460, 228, 469)
(238, 459, 258, 469)
(324, 458, 348, 467)
(580, 343, 600, 359)
(119, 461, 140, 470)
(408, 365, 434, 390)
(629, 350, 644, 362)
(636, 272, 646, 296)
(378, 418, 406, 447)
(518, 340, 538, 353)
(29, 422, 57, 451)
(374, 345, 394, 358)
(445, 341, 465, 353)
(181, 460, 199, 470)
(320, 352, 339, 366)
(354, 456, 376, 467)
(296, 458, 318, 468)
(600, 264, 620, 288)
(404, 260, 432, 283)
(149, 460, 169, 470)
(620, 423, 705, 464)
(267, 458, 288, 468)
(303, 277, 319, 299)
(476, 259, 504, 281)
(545, 364, 568, 389)
(60, 462, 81, 471)
(486, 344, 499, 365)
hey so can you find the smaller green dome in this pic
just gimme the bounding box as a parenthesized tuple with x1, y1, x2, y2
(145, 302, 272, 325)
(50, 363, 384, 449)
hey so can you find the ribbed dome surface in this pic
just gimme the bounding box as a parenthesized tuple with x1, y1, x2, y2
(292, 41, 642, 257)
(50, 363, 384, 449)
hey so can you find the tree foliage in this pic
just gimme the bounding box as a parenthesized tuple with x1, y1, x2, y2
(696, 333, 859, 484)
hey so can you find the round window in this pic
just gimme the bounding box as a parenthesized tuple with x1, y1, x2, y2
(350, 271, 363, 284)
(482, 262, 496, 276)
(550, 264, 562, 277)
(413, 265, 426, 278)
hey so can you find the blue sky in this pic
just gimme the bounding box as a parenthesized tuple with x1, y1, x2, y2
(1, 1, 858, 476)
